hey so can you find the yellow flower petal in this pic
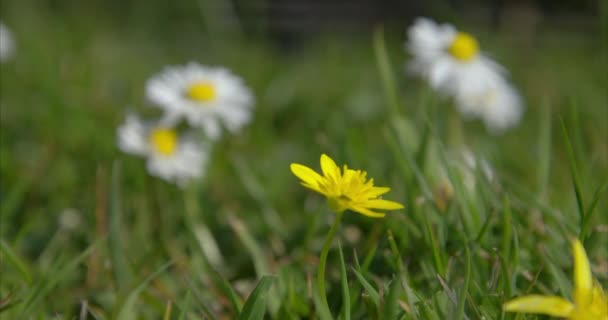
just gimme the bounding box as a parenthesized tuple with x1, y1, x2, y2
(300, 182, 323, 194)
(366, 187, 391, 198)
(349, 206, 386, 218)
(291, 163, 324, 189)
(572, 239, 593, 306)
(320, 154, 340, 182)
(364, 199, 405, 210)
(504, 295, 575, 317)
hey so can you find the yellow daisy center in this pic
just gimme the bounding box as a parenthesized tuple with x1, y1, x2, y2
(186, 82, 216, 102)
(149, 128, 178, 156)
(448, 32, 479, 61)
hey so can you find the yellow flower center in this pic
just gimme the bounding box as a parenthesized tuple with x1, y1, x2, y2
(149, 128, 178, 156)
(186, 82, 216, 102)
(448, 32, 479, 61)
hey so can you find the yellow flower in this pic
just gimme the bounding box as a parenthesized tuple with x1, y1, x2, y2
(290, 154, 404, 218)
(504, 239, 608, 320)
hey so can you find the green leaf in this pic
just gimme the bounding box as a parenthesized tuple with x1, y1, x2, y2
(382, 277, 401, 320)
(351, 267, 379, 307)
(537, 103, 552, 199)
(0, 239, 32, 284)
(238, 275, 276, 320)
(580, 182, 608, 241)
(108, 161, 133, 290)
(338, 241, 351, 320)
(115, 261, 173, 320)
(177, 291, 191, 320)
(21, 240, 101, 314)
(210, 268, 243, 315)
(456, 245, 471, 320)
(373, 25, 401, 117)
(560, 119, 586, 237)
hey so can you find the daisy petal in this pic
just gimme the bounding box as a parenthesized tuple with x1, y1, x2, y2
(503, 295, 575, 317)
(290, 163, 324, 188)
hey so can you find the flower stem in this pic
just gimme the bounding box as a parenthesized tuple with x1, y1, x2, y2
(317, 210, 344, 318)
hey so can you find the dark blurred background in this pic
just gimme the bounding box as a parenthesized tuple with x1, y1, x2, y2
(3, 0, 601, 44)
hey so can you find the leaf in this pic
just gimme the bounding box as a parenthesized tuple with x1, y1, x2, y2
(373, 25, 401, 116)
(560, 119, 586, 236)
(238, 275, 276, 320)
(383, 278, 401, 319)
(115, 261, 172, 320)
(580, 182, 608, 241)
(177, 291, 191, 320)
(21, 240, 101, 314)
(0, 239, 32, 284)
(108, 161, 133, 290)
(456, 245, 471, 320)
(351, 267, 379, 307)
(210, 268, 243, 315)
(338, 241, 351, 320)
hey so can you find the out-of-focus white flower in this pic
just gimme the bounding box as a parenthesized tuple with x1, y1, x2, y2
(146, 62, 254, 139)
(117, 113, 208, 186)
(406, 17, 523, 133)
(455, 79, 523, 133)
(0, 22, 16, 62)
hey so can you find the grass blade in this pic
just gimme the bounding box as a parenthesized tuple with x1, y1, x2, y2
(238, 275, 276, 320)
(210, 268, 243, 315)
(456, 245, 471, 320)
(383, 277, 402, 319)
(0, 239, 32, 284)
(338, 241, 351, 320)
(351, 267, 379, 307)
(115, 261, 173, 320)
(560, 119, 586, 237)
(580, 182, 608, 241)
(373, 25, 401, 116)
(108, 161, 133, 290)
(21, 240, 101, 314)
(177, 291, 191, 320)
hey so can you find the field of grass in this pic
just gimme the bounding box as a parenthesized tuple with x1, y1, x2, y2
(1, 1, 607, 319)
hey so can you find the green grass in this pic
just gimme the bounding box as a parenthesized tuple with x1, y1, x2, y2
(1, 1, 607, 319)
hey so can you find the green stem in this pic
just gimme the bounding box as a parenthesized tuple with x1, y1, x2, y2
(317, 210, 344, 318)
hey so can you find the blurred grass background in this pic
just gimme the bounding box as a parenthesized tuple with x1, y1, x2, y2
(0, 0, 606, 318)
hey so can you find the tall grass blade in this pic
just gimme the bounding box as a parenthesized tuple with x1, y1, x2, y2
(351, 267, 380, 307)
(108, 161, 133, 290)
(115, 261, 172, 320)
(338, 241, 351, 320)
(0, 239, 32, 284)
(238, 275, 276, 320)
(559, 119, 586, 236)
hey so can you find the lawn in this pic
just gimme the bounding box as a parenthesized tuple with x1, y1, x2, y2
(0, 1, 606, 319)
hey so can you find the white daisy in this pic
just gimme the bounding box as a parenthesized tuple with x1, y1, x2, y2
(146, 62, 254, 139)
(0, 22, 16, 62)
(455, 79, 523, 133)
(406, 18, 523, 132)
(117, 113, 208, 186)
